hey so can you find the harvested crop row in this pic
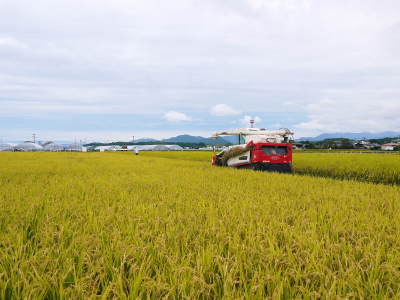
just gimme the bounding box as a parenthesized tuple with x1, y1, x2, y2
(1, 152, 400, 298)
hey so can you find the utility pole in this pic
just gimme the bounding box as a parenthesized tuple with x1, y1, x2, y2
(32, 133, 36, 143)
(132, 136, 135, 143)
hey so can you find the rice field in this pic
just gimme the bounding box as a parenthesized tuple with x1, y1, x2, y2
(294, 153, 400, 185)
(142, 151, 400, 185)
(1, 152, 400, 298)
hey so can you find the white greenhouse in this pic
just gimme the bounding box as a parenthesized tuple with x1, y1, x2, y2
(95, 144, 184, 152)
(0, 143, 14, 152)
(136, 145, 159, 151)
(95, 145, 116, 152)
(43, 142, 64, 152)
(14, 142, 43, 152)
(166, 145, 183, 151)
(151, 145, 170, 151)
(65, 144, 86, 152)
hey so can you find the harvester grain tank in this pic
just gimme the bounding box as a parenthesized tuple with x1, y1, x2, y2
(211, 127, 294, 173)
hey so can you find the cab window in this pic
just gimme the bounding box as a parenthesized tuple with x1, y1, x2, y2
(262, 146, 288, 155)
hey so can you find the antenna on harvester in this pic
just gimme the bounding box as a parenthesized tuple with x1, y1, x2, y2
(250, 118, 255, 128)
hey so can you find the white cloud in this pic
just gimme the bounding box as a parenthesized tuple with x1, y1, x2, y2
(163, 111, 192, 122)
(210, 104, 241, 116)
(294, 96, 400, 137)
(0, 37, 28, 49)
(241, 115, 262, 127)
(0, 0, 400, 138)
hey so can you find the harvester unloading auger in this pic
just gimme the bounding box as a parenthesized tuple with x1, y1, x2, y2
(211, 125, 294, 173)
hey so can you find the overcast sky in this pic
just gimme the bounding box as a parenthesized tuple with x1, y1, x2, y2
(1, 0, 399, 141)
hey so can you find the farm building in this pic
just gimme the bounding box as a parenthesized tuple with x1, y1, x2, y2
(381, 143, 400, 151)
(353, 141, 381, 150)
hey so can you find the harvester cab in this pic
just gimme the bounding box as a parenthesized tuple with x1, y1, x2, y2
(211, 126, 294, 173)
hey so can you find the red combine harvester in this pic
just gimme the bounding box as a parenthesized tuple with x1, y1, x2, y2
(211, 126, 294, 173)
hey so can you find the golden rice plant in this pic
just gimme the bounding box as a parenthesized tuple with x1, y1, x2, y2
(0, 152, 399, 298)
(294, 153, 400, 185)
(142, 151, 400, 185)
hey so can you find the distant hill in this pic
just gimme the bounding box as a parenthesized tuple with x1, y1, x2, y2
(84, 134, 232, 147)
(161, 134, 231, 145)
(218, 135, 246, 144)
(133, 138, 158, 143)
(297, 131, 400, 141)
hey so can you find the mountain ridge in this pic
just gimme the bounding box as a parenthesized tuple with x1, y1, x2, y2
(79, 131, 400, 146)
(161, 134, 231, 145)
(297, 131, 400, 141)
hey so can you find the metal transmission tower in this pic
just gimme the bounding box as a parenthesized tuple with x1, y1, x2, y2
(250, 118, 255, 128)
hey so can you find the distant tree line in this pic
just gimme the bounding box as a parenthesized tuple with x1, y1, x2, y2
(300, 138, 354, 149)
(297, 137, 400, 150)
(85, 136, 400, 150)
(368, 137, 398, 144)
(84, 141, 231, 149)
